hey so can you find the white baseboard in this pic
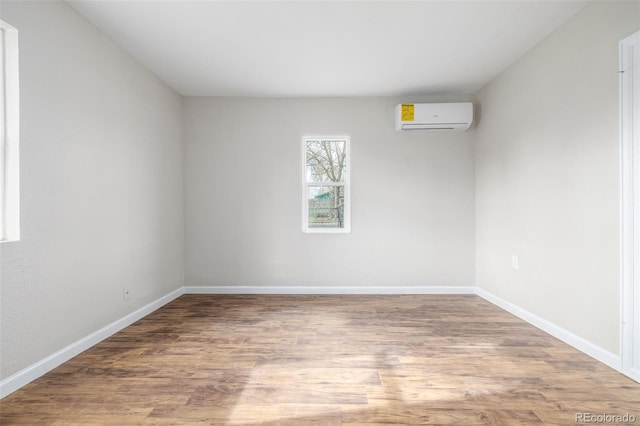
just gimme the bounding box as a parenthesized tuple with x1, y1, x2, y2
(622, 368, 640, 383)
(183, 285, 476, 295)
(0, 287, 185, 399)
(475, 287, 621, 371)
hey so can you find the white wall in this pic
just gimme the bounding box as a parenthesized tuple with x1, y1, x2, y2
(475, 1, 640, 355)
(185, 97, 475, 288)
(0, 1, 184, 379)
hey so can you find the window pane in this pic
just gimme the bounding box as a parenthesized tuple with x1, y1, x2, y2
(0, 21, 19, 242)
(307, 185, 345, 229)
(305, 139, 347, 183)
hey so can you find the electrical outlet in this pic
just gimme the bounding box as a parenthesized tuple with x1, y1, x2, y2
(511, 255, 519, 270)
(123, 287, 131, 300)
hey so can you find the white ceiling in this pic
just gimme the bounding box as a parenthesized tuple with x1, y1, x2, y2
(67, 0, 587, 97)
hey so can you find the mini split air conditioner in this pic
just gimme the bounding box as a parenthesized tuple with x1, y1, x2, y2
(395, 102, 473, 131)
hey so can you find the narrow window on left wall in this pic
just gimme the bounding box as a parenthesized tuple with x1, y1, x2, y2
(0, 20, 19, 242)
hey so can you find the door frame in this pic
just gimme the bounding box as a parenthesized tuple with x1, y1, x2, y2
(620, 30, 640, 382)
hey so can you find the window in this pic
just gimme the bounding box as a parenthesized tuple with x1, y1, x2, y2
(0, 20, 19, 242)
(302, 135, 350, 233)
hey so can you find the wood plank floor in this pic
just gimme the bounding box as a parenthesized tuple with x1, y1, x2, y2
(1, 294, 639, 425)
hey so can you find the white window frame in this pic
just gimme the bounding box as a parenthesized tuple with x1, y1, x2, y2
(0, 20, 19, 243)
(301, 135, 351, 234)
